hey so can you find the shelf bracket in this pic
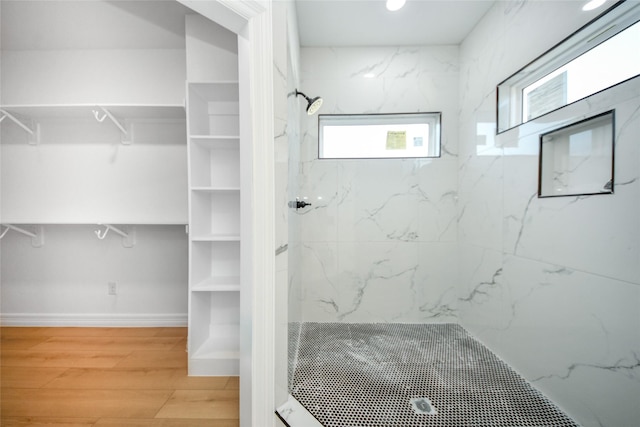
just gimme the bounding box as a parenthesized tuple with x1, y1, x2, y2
(0, 109, 41, 145)
(94, 224, 136, 248)
(93, 107, 131, 145)
(0, 224, 44, 247)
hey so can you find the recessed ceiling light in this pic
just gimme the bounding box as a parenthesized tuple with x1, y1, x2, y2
(386, 0, 406, 12)
(582, 0, 606, 11)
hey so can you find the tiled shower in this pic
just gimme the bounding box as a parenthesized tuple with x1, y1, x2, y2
(275, 1, 640, 426)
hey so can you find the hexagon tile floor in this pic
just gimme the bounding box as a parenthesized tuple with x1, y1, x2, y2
(286, 323, 580, 427)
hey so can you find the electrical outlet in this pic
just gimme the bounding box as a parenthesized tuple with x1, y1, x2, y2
(108, 282, 117, 295)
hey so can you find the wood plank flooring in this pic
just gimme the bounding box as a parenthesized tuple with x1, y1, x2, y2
(0, 327, 239, 427)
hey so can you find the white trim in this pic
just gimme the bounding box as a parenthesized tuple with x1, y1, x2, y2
(176, 0, 266, 34)
(0, 313, 187, 327)
(218, 2, 275, 427)
(246, 8, 276, 427)
(174, 1, 276, 427)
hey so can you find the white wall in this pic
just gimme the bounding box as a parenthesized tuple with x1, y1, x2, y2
(458, 2, 640, 426)
(1, 225, 187, 325)
(1, 50, 185, 106)
(297, 46, 459, 323)
(0, 0, 189, 106)
(1, 118, 187, 224)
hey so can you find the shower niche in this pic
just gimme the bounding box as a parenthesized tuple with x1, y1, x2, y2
(538, 110, 615, 198)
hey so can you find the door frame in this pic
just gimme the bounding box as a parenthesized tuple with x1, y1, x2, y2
(177, 1, 276, 426)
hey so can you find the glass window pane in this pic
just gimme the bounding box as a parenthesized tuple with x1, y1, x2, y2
(523, 21, 640, 123)
(319, 113, 441, 159)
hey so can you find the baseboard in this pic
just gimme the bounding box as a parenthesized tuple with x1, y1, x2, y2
(0, 312, 188, 327)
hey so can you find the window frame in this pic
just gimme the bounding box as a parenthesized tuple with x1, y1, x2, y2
(496, 0, 640, 134)
(317, 112, 442, 160)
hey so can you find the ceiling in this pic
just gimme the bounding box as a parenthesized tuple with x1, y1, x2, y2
(1, 0, 495, 50)
(295, 0, 496, 47)
(1, 0, 192, 50)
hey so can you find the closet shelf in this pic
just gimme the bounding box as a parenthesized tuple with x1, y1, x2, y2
(192, 346, 239, 361)
(0, 104, 186, 120)
(190, 135, 239, 140)
(191, 234, 240, 242)
(189, 135, 240, 142)
(192, 276, 241, 292)
(189, 80, 239, 85)
(191, 187, 240, 193)
(0, 221, 188, 226)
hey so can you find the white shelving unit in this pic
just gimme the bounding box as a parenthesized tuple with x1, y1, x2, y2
(185, 15, 242, 376)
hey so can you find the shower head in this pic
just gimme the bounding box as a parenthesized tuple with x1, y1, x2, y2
(294, 90, 323, 115)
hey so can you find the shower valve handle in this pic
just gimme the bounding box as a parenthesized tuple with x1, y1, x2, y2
(289, 198, 312, 210)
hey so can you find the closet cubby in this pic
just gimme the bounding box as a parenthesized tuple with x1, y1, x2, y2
(187, 83, 239, 137)
(189, 291, 240, 375)
(190, 137, 240, 188)
(191, 241, 240, 292)
(190, 190, 240, 238)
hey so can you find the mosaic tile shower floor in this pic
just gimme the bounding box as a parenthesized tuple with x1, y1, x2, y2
(290, 323, 580, 427)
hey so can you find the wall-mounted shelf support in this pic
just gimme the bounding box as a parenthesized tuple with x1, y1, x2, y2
(0, 108, 41, 145)
(0, 224, 44, 247)
(93, 107, 131, 145)
(94, 224, 136, 248)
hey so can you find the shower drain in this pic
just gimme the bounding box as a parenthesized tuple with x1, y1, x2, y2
(410, 397, 437, 415)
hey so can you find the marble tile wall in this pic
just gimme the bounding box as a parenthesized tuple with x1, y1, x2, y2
(297, 46, 460, 323)
(458, 2, 640, 426)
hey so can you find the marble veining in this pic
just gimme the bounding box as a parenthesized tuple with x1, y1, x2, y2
(459, 267, 503, 304)
(531, 354, 640, 383)
(298, 46, 460, 323)
(510, 191, 537, 255)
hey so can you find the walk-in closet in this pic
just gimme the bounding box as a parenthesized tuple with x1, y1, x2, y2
(1, 0, 245, 380)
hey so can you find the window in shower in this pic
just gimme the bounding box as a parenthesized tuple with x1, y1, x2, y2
(318, 112, 441, 159)
(538, 110, 614, 198)
(497, 1, 640, 133)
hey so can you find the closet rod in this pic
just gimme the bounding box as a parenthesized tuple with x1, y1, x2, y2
(0, 224, 44, 247)
(0, 109, 36, 136)
(93, 107, 129, 139)
(1, 224, 38, 238)
(95, 224, 136, 248)
(95, 224, 129, 239)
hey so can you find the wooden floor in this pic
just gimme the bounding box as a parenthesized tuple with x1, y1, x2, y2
(0, 327, 239, 427)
